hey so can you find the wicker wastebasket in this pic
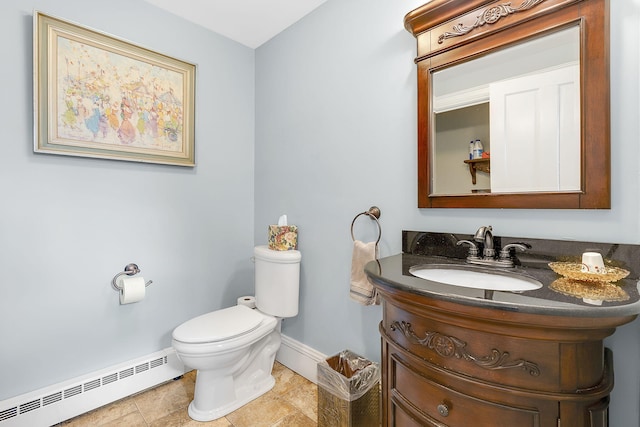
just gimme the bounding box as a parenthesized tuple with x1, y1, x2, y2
(317, 350, 380, 427)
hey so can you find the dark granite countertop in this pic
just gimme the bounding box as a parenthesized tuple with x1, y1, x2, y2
(364, 231, 640, 318)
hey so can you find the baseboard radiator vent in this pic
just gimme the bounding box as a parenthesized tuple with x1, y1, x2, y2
(0, 348, 185, 427)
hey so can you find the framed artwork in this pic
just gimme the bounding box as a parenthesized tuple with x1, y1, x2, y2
(34, 12, 196, 166)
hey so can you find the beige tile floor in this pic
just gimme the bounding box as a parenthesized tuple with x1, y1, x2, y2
(59, 362, 318, 427)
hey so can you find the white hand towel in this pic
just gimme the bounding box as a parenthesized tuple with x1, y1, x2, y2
(350, 240, 379, 305)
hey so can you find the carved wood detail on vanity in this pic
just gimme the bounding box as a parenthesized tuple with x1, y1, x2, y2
(390, 320, 540, 376)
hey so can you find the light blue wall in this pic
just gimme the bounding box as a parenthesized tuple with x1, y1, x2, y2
(255, 0, 640, 425)
(0, 0, 255, 400)
(3, 0, 640, 424)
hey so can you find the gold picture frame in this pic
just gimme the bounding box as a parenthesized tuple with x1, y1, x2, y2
(34, 12, 196, 166)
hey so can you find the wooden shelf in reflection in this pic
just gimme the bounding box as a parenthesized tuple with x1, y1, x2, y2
(463, 158, 490, 185)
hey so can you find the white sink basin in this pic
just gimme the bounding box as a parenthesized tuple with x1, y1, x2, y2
(409, 265, 543, 292)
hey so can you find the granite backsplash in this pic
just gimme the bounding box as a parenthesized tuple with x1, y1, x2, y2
(403, 230, 640, 279)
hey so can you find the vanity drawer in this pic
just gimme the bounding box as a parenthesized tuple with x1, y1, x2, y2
(390, 354, 543, 426)
(383, 303, 566, 391)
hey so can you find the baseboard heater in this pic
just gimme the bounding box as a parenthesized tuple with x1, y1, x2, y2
(0, 348, 185, 427)
(0, 334, 323, 427)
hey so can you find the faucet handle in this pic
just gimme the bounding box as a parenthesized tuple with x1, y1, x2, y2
(457, 240, 479, 259)
(498, 243, 529, 260)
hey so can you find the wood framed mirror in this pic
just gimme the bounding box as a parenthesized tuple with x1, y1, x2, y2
(405, 0, 610, 209)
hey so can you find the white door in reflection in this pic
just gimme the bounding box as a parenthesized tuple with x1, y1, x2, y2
(489, 63, 580, 193)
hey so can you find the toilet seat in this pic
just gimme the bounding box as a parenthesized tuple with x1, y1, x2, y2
(173, 305, 268, 344)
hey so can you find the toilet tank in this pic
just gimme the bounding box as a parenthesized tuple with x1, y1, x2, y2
(254, 245, 301, 317)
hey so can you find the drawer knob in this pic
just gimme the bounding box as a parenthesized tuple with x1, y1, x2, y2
(437, 403, 450, 417)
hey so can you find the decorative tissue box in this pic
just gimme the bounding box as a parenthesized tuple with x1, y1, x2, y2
(268, 225, 298, 251)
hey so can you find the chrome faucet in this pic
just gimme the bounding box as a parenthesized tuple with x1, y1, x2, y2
(473, 225, 495, 259)
(457, 226, 529, 268)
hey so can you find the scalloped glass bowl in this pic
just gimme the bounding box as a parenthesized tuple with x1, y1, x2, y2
(548, 262, 629, 283)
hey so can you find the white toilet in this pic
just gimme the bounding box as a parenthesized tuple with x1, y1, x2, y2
(171, 245, 301, 421)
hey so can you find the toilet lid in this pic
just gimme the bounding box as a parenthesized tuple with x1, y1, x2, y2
(173, 305, 266, 343)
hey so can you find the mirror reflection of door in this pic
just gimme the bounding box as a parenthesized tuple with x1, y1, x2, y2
(432, 26, 580, 195)
(490, 63, 580, 193)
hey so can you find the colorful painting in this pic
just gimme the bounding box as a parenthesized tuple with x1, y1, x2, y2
(34, 12, 196, 166)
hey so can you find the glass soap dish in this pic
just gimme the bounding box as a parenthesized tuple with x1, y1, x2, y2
(548, 262, 630, 283)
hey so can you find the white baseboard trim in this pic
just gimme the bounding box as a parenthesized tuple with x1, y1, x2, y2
(276, 334, 326, 384)
(0, 348, 185, 427)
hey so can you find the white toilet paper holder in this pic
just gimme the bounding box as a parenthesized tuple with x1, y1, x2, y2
(111, 263, 153, 291)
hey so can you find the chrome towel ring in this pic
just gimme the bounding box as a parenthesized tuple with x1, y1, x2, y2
(350, 206, 382, 245)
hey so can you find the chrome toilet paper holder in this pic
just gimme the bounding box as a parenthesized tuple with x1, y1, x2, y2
(111, 263, 153, 291)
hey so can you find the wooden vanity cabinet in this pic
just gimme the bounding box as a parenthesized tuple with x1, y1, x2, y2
(376, 286, 633, 427)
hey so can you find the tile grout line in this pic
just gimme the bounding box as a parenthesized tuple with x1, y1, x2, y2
(132, 399, 150, 427)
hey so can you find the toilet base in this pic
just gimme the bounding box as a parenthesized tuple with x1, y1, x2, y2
(185, 327, 282, 421)
(188, 374, 275, 421)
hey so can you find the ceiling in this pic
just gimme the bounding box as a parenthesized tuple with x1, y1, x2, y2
(142, 0, 328, 49)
